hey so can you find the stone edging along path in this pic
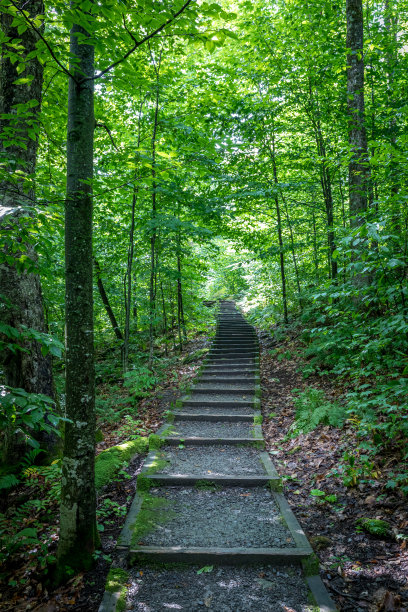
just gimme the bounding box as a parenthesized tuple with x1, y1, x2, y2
(99, 301, 337, 612)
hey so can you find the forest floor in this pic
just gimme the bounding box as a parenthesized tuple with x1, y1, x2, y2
(259, 332, 408, 612)
(2, 328, 408, 611)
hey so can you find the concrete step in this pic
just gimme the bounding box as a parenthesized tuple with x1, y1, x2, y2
(208, 356, 258, 362)
(161, 420, 260, 441)
(202, 367, 256, 374)
(174, 412, 255, 422)
(125, 487, 312, 565)
(199, 375, 256, 382)
(211, 346, 258, 352)
(191, 386, 255, 394)
(181, 398, 257, 409)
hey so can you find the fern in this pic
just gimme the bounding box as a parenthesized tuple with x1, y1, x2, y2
(287, 387, 345, 438)
(0, 474, 20, 490)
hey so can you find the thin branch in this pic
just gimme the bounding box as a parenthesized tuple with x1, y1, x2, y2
(7, 0, 77, 82)
(81, 0, 194, 83)
(95, 122, 118, 150)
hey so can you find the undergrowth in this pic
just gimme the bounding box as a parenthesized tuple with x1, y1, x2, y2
(287, 388, 346, 438)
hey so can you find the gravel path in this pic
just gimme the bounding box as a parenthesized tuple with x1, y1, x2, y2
(166, 421, 255, 439)
(138, 487, 295, 548)
(127, 564, 312, 611)
(156, 446, 267, 476)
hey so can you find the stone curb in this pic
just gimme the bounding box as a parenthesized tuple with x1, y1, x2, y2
(98, 590, 122, 612)
(306, 575, 338, 611)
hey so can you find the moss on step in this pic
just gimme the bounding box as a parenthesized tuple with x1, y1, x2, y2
(253, 414, 263, 425)
(95, 438, 148, 491)
(194, 480, 221, 492)
(148, 434, 166, 451)
(301, 554, 320, 577)
(136, 474, 159, 491)
(130, 493, 176, 547)
(105, 568, 129, 612)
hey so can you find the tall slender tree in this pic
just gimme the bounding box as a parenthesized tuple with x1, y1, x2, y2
(346, 0, 369, 228)
(57, 8, 97, 575)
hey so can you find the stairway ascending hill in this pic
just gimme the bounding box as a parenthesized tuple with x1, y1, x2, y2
(100, 301, 336, 612)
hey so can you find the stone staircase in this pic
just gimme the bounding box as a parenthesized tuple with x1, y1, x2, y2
(100, 300, 336, 611)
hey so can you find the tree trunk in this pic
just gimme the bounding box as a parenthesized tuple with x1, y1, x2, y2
(177, 235, 187, 342)
(306, 79, 337, 280)
(94, 258, 123, 340)
(0, 0, 57, 460)
(57, 15, 98, 577)
(271, 132, 288, 324)
(160, 281, 168, 356)
(346, 0, 369, 227)
(148, 57, 161, 369)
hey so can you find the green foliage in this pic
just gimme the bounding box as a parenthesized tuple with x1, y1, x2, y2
(287, 388, 345, 438)
(123, 366, 157, 399)
(334, 451, 378, 488)
(0, 499, 56, 569)
(0, 388, 65, 450)
(23, 459, 62, 501)
(0, 322, 63, 358)
(310, 489, 337, 504)
(117, 415, 150, 439)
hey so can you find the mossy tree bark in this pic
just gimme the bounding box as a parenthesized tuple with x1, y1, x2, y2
(0, 0, 57, 461)
(57, 16, 98, 576)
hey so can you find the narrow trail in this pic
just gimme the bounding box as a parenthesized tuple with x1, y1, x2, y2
(99, 301, 337, 611)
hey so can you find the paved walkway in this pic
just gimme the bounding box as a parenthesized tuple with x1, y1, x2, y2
(100, 301, 336, 611)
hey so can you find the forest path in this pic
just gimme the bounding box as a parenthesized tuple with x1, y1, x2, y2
(99, 301, 336, 611)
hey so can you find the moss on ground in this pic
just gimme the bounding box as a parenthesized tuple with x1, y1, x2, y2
(95, 437, 148, 491)
(357, 518, 391, 537)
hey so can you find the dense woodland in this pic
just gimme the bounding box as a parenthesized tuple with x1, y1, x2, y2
(0, 0, 407, 607)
